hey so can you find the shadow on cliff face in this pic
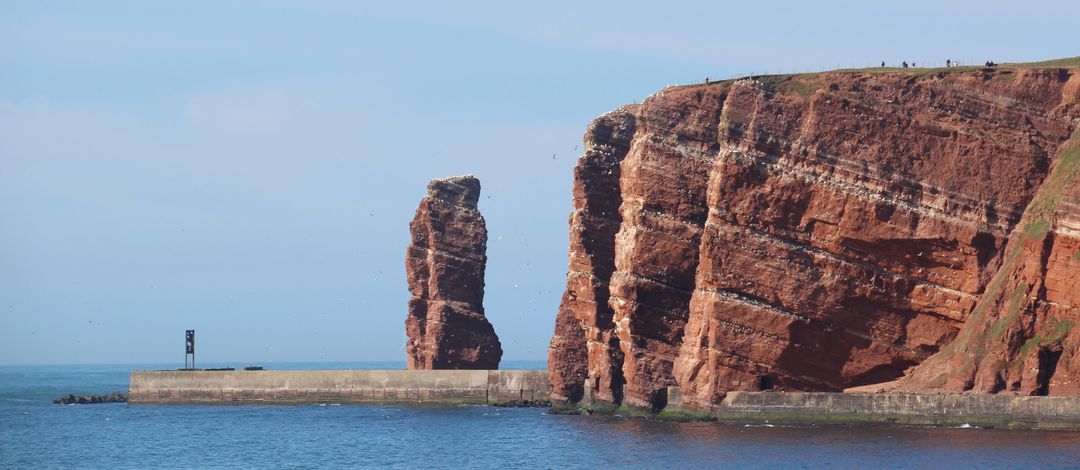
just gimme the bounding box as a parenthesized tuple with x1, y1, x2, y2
(766, 287, 933, 391)
(1035, 347, 1064, 396)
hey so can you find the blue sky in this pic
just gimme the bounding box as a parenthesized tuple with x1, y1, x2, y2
(1, 1, 1077, 365)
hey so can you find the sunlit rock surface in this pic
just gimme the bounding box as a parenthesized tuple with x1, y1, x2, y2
(549, 64, 1080, 410)
(406, 175, 502, 370)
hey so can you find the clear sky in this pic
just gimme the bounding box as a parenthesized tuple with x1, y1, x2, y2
(1, 1, 1077, 365)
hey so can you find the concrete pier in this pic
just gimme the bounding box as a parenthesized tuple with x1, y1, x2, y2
(129, 369, 549, 406)
(130, 371, 1080, 429)
(661, 390, 1080, 430)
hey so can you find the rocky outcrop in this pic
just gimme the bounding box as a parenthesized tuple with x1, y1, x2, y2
(550, 64, 1080, 411)
(406, 175, 502, 370)
(880, 130, 1080, 395)
(53, 392, 127, 404)
(548, 107, 637, 405)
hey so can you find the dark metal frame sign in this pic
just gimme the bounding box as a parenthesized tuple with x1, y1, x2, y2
(185, 329, 195, 369)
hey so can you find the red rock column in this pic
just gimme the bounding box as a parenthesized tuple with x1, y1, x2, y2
(548, 107, 637, 406)
(608, 85, 727, 411)
(405, 175, 502, 370)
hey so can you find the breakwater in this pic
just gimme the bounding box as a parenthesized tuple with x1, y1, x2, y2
(129, 369, 548, 406)
(130, 370, 1080, 429)
(659, 389, 1080, 430)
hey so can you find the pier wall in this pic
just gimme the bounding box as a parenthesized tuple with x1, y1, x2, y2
(129, 369, 548, 405)
(667, 390, 1080, 429)
(131, 371, 1080, 429)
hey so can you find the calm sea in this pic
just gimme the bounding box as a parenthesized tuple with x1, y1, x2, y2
(3, 361, 1080, 469)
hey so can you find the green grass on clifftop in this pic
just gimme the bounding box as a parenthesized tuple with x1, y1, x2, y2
(685, 56, 1080, 92)
(1015, 56, 1080, 68)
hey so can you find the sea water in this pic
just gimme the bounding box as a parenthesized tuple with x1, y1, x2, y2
(4, 362, 1080, 469)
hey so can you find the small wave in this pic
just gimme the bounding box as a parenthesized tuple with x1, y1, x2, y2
(957, 423, 977, 429)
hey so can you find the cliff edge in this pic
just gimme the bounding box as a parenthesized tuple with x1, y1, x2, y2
(549, 59, 1080, 411)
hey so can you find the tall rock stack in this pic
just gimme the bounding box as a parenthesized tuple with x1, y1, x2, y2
(405, 175, 502, 370)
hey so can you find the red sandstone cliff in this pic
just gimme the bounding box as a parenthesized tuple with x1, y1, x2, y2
(406, 175, 502, 370)
(549, 62, 1080, 411)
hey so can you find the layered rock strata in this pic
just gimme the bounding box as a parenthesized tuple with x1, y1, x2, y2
(549, 65, 1080, 411)
(406, 175, 502, 370)
(548, 107, 637, 405)
(883, 129, 1080, 395)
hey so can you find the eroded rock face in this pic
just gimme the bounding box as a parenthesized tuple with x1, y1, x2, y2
(548, 107, 637, 405)
(550, 66, 1080, 410)
(406, 175, 502, 370)
(885, 132, 1080, 396)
